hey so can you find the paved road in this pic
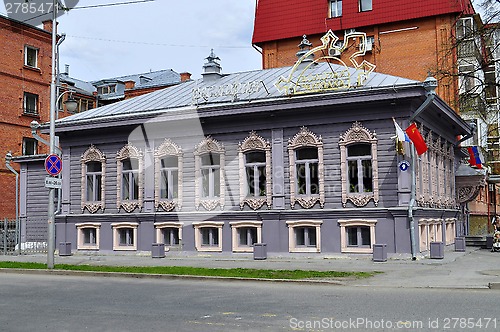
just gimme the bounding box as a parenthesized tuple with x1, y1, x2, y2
(1, 273, 500, 332)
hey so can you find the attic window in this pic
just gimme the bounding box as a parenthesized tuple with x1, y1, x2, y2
(97, 85, 116, 95)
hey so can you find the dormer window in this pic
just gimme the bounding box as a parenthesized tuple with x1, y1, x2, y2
(97, 84, 116, 95)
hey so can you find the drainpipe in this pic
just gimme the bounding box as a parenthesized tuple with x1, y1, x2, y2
(5, 152, 19, 254)
(407, 76, 438, 260)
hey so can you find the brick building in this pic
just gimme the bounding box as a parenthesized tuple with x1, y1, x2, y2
(0, 15, 53, 219)
(252, 0, 475, 110)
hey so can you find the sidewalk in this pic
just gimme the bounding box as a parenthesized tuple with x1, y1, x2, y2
(1, 246, 499, 289)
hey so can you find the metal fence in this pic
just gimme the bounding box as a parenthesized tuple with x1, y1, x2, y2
(0, 218, 47, 255)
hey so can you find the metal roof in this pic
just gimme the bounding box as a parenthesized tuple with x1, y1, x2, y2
(92, 69, 181, 90)
(55, 62, 418, 126)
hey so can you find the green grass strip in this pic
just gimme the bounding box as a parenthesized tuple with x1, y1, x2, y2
(0, 261, 377, 280)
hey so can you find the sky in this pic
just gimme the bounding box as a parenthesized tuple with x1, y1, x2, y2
(1, 0, 262, 82)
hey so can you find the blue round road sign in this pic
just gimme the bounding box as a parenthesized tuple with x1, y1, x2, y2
(45, 154, 62, 176)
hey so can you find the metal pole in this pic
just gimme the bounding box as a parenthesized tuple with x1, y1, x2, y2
(5, 152, 19, 254)
(408, 144, 417, 260)
(47, 0, 58, 269)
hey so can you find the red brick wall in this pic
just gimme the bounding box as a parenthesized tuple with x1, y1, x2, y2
(0, 17, 52, 218)
(259, 15, 459, 110)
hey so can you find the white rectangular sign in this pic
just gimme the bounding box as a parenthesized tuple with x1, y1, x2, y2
(45, 176, 62, 189)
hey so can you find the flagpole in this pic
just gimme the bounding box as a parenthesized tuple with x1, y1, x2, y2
(408, 143, 418, 260)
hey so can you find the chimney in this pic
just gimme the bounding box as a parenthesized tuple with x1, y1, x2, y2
(64, 64, 70, 76)
(42, 20, 53, 32)
(202, 49, 222, 82)
(180, 72, 192, 82)
(125, 80, 136, 90)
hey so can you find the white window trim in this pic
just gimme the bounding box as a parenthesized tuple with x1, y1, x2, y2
(193, 221, 224, 252)
(24, 45, 38, 68)
(338, 219, 377, 253)
(238, 131, 272, 210)
(154, 222, 184, 248)
(23, 92, 38, 115)
(154, 138, 183, 212)
(339, 122, 379, 207)
(288, 127, 325, 209)
(75, 223, 101, 250)
(330, 0, 342, 18)
(286, 220, 323, 253)
(194, 136, 225, 211)
(81, 145, 106, 213)
(111, 222, 138, 251)
(229, 221, 263, 253)
(116, 144, 143, 213)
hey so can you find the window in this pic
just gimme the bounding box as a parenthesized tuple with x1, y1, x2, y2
(339, 122, 379, 207)
(288, 127, 325, 209)
(116, 144, 143, 212)
(97, 85, 116, 95)
(193, 221, 224, 252)
(23, 92, 38, 115)
(155, 139, 183, 211)
(296, 147, 319, 196)
(346, 226, 371, 247)
(230, 221, 262, 252)
(287, 220, 322, 253)
(418, 219, 443, 252)
(81, 145, 106, 213)
(24, 45, 38, 68)
(330, 0, 342, 18)
(347, 144, 372, 193)
(359, 0, 372, 12)
(76, 223, 101, 250)
(22, 137, 37, 155)
(155, 222, 183, 248)
(238, 131, 272, 210)
(112, 222, 138, 250)
(456, 17, 474, 40)
(194, 137, 225, 211)
(338, 219, 377, 253)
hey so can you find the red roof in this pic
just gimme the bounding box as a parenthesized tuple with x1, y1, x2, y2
(252, 0, 475, 44)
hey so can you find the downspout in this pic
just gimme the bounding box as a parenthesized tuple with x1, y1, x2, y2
(407, 76, 438, 260)
(5, 152, 19, 254)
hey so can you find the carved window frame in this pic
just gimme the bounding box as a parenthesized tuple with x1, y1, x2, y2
(154, 139, 183, 212)
(288, 127, 325, 209)
(116, 144, 143, 213)
(338, 219, 377, 253)
(339, 122, 379, 207)
(81, 145, 106, 213)
(238, 131, 272, 210)
(194, 136, 225, 211)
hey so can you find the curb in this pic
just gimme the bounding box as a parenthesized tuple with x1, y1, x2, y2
(0, 268, 346, 285)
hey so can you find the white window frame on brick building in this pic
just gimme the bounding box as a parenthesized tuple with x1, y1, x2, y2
(23, 92, 38, 116)
(330, 0, 342, 18)
(24, 45, 38, 68)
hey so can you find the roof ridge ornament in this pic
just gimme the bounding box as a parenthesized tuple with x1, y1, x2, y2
(275, 30, 376, 96)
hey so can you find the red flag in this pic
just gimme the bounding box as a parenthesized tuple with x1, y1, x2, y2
(405, 123, 428, 155)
